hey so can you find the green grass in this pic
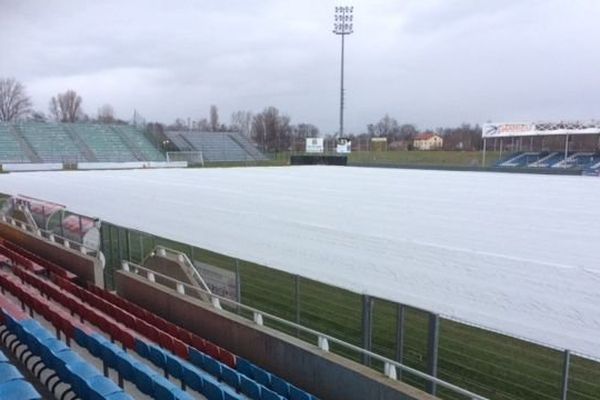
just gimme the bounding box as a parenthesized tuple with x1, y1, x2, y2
(347, 150, 503, 168)
(102, 221, 600, 400)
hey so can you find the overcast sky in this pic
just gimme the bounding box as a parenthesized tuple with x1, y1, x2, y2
(2, 0, 599, 134)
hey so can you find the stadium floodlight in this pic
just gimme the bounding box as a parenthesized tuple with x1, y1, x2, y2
(333, 6, 354, 138)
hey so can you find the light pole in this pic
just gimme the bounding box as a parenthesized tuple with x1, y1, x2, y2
(333, 6, 354, 138)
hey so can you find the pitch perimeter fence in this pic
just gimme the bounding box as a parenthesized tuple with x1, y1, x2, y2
(100, 221, 600, 400)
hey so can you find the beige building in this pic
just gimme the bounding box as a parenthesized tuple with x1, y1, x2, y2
(413, 132, 443, 150)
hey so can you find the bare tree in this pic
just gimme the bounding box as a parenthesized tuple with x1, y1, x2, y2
(210, 105, 219, 132)
(49, 90, 83, 122)
(251, 106, 292, 152)
(230, 110, 253, 136)
(0, 78, 32, 121)
(97, 104, 115, 123)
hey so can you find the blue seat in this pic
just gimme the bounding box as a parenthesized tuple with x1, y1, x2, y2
(87, 375, 124, 400)
(182, 363, 204, 392)
(101, 340, 126, 370)
(65, 360, 102, 397)
(236, 357, 253, 377)
(240, 375, 261, 400)
(221, 364, 241, 391)
(88, 333, 110, 358)
(116, 352, 137, 381)
(189, 347, 206, 369)
(262, 387, 285, 400)
(0, 380, 41, 400)
(290, 385, 311, 400)
(204, 354, 222, 378)
(149, 344, 168, 370)
(0, 363, 23, 384)
(251, 365, 271, 387)
(271, 375, 290, 398)
(204, 379, 225, 400)
(0, 350, 8, 362)
(135, 338, 150, 359)
(133, 361, 157, 395)
(53, 350, 84, 381)
(74, 327, 88, 347)
(166, 352, 185, 380)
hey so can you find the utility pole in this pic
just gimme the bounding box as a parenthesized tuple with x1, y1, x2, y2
(333, 6, 354, 138)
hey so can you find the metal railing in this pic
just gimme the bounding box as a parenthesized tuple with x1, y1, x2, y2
(122, 261, 489, 400)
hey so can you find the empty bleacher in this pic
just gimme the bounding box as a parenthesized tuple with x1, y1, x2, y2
(497, 151, 600, 172)
(17, 123, 82, 163)
(166, 131, 266, 163)
(0, 122, 165, 164)
(0, 237, 319, 400)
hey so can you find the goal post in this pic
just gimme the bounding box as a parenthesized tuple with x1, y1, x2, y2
(166, 151, 204, 166)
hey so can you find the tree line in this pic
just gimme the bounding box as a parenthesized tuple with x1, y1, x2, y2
(11, 76, 582, 152)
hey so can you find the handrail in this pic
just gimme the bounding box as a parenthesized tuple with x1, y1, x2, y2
(122, 261, 488, 400)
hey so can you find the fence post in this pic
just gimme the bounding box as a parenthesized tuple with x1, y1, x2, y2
(362, 295, 373, 365)
(561, 350, 571, 400)
(294, 275, 301, 337)
(396, 304, 405, 379)
(426, 313, 440, 396)
(125, 229, 131, 262)
(235, 259, 241, 303)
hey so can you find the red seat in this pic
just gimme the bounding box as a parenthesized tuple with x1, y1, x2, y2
(158, 331, 173, 350)
(172, 338, 189, 359)
(190, 333, 207, 352)
(219, 350, 237, 369)
(205, 342, 221, 360)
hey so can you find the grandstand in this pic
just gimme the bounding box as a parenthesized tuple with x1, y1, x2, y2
(0, 122, 165, 164)
(482, 121, 600, 173)
(0, 199, 448, 400)
(165, 131, 268, 163)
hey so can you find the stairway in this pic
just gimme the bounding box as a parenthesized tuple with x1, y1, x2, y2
(8, 125, 42, 163)
(109, 126, 145, 161)
(63, 125, 98, 162)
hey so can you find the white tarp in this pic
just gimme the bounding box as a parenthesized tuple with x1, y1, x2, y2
(0, 167, 598, 358)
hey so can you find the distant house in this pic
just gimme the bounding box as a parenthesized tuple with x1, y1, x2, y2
(413, 132, 443, 150)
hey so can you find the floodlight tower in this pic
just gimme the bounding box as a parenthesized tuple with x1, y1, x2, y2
(333, 6, 354, 138)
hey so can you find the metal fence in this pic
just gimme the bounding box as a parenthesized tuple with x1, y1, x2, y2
(100, 221, 600, 400)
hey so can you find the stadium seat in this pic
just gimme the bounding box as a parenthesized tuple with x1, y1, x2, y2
(240, 374, 261, 400)
(0, 380, 42, 400)
(251, 364, 272, 387)
(204, 354, 223, 379)
(270, 375, 291, 398)
(204, 379, 225, 400)
(221, 364, 241, 391)
(0, 363, 24, 384)
(262, 387, 286, 400)
(290, 385, 312, 400)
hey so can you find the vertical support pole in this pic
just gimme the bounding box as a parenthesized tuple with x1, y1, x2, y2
(499, 138, 503, 160)
(339, 31, 345, 137)
(125, 229, 131, 262)
(395, 304, 405, 379)
(139, 234, 144, 263)
(561, 349, 571, 400)
(426, 313, 440, 396)
(530, 136, 533, 151)
(294, 275, 301, 337)
(564, 134, 569, 168)
(361, 295, 373, 365)
(235, 259, 241, 303)
(482, 138, 487, 167)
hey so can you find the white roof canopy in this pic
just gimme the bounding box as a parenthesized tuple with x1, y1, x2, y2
(482, 121, 600, 138)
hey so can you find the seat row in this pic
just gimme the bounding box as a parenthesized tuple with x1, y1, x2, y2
(74, 329, 195, 400)
(3, 312, 131, 400)
(1, 239, 77, 280)
(82, 279, 236, 367)
(6, 243, 318, 400)
(0, 347, 41, 400)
